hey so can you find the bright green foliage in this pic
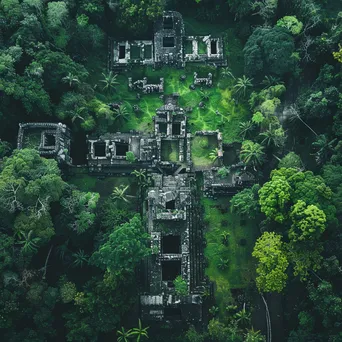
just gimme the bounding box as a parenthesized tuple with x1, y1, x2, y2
(252, 112, 265, 124)
(259, 98, 281, 118)
(244, 27, 296, 79)
(240, 140, 265, 168)
(239, 121, 255, 140)
(234, 75, 253, 97)
(287, 244, 323, 281)
(126, 151, 136, 163)
(61, 190, 99, 234)
(230, 184, 260, 219)
(278, 152, 302, 169)
(260, 168, 336, 225)
(14, 212, 54, 246)
(289, 201, 326, 243)
(90, 215, 150, 275)
(259, 124, 286, 148)
(277, 16, 303, 35)
(244, 328, 265, 342)
(333, 44, 342, 63)
(47, 2, 68, 29)
(252, 232, 289, 292)
(117, 0, 164, 33)
(174, 275, 188, 295)
(60, 281, 77, 303)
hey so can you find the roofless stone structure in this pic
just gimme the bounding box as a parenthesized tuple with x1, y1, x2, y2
(109, 11, 227, 70)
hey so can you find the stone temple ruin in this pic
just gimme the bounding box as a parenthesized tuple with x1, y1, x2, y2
(86, 93, 192, 174)
(16, 16, 253, 322)
(17, 94, 254, 323)
(17, 123, 72, 165)
(109, 11, 226, 70)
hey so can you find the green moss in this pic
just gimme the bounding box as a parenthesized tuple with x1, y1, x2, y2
(191, 136, 217, 167)
(202, 197, 258, 316)
(161, 140, 179, 162)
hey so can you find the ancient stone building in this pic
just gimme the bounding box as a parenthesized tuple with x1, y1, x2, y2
(17, 122, 72, 165)
(140, 173, 204, 322)
(109, 11, 226, 70)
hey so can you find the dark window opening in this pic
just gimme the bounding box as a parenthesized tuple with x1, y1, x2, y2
(144, 45, 152, 59)
(164, 17, 173, 29)
(163, 37, 175, 48)
(166, 200, 176, 210)
(162, 260, 181, 281)
(172, 123, 181, 136)
(164, 308, 181, 320)
(162, 235, 181, 254)
(119, 45, 126, 59)
(159, 123, 167, 134)
(210, 40, 218, 54)
(94, 142, 106, 157)
(45, 134, 56, 147)
(116, 143, 129, 156)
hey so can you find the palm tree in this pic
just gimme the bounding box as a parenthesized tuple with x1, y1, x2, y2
(72, 249, 88, 268)
(217, 258, 229, 270)
(244, 327, 265, 342)
(235, 305, 251, 328)
(261, 75, 283, 88)
(132, 169, 150, 189)
(130, 319, 149, 342)
(114, 105, 130, 122)
(100, 71, 118, 91)
(287, 105, 318, 136)
(239, 121, 255, 140)
(17, 230, 40, 254)
(259, 125, 286, 148)
(71, 106, 86, 123)
(117, 327, 133, 342)
(62, 72, 80, 87)
(221, 67, 236, 80)
(312, 134, 337, 165)
(199, 90, 211, 102)
(240, 140, 265, 169)
(221, 231, 230, 246)
(112, 185, 135, 203)
(209, 148, 219, 163)
(234, 75, 253, 97)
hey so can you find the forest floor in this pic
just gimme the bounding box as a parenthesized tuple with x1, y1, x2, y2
(202, 197, 258, 316)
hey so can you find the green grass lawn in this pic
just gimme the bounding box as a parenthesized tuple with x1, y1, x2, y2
(191, 135, 217, 167)
(202, 197, 258, 314)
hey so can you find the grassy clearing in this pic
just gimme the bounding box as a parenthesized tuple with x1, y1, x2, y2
(68, 175, 138, 210)
(191, 135, 217, 167)
(87, 19, 249, 143)
(97, 63, 250, 143)
(202, 197, 258, 314)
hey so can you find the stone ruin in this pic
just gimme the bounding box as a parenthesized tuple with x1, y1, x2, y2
(193, 72, 213, 87)
(17, 122, 72, 165)
(128, 77, 164, 94)
(109, 11, 226, 70)
(17, 94, 254, 326)
(203, 161, 255, 198)
(140, 173, 205, 322)
(86, 93, 192, 174)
